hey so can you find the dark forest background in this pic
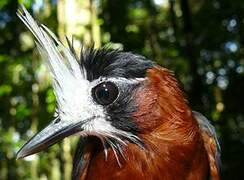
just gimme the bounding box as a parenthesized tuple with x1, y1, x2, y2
(0, 0, 243, 179)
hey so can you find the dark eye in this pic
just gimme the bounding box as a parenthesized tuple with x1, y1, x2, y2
(92, 82, 119, 105)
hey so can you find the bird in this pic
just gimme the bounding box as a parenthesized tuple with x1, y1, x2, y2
(16, 6, 221, 180)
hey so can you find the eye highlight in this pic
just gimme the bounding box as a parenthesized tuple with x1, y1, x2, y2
(92, 81, 119, 106)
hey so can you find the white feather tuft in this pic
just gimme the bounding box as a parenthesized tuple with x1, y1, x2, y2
(17, 5, 89, 121)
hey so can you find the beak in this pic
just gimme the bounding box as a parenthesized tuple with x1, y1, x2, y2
(16, 117, 89, 159)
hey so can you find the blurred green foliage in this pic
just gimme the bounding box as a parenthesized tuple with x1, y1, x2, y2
(0, 0, 243, 179)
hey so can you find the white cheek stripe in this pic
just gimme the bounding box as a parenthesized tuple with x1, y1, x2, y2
(82, 117, 116, 134)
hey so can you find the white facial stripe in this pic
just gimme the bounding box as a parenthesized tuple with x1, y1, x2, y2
(82, 117, 114, 133)
(81, 116, 141, 146)
(90, 77, 145, 88)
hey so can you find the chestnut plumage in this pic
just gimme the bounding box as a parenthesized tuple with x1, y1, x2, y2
(17, 6, 221, 180)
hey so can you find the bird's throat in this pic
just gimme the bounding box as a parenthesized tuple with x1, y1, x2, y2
(76, 131, 209, 180)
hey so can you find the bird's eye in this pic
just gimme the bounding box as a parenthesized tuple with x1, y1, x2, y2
(92, 82, 119, 106)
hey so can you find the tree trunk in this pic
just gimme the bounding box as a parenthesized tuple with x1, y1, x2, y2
(57, 0, 101, 179)
(180, 0, 203, 108)
(169, 0, 180, 47)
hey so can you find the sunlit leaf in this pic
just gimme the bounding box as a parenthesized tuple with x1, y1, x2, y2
(0, 85, 12, 96)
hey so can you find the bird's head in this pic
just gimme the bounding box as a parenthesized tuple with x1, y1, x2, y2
(17, 6, 194, 164)
(16, 6, 161, 159)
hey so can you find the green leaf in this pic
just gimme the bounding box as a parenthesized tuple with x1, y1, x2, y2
(0, 85, 12, 96)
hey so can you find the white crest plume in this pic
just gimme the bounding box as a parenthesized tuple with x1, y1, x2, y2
(17, 5, 88, 121)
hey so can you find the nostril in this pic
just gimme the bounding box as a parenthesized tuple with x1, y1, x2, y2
(54, 118, 61, 124)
